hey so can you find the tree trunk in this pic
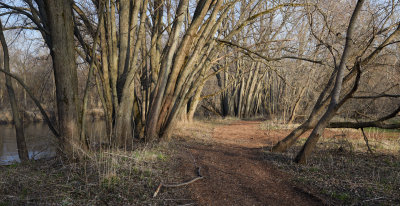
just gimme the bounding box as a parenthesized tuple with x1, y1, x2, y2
(99, 11, 113, 140)
(187, 83, 205, 122)
(221, 71, 230, 116)
(288, 85, 307, 124)
(244, 63, 260, 117)
(117, 0, 130, 81)
(237, 75, 245, 118)
(44, 0, 84, 156)
(145, 0, 189, 141)
(0, 19, 29, 162)
(271, 65, 338, 152)
(114, 0, 145, 146)
(107, 0, 119, 117)
(294, 0, 365, 163)
(81, 2, 104, 147)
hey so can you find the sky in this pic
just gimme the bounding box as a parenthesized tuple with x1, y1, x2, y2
(0, 0, 48, 57)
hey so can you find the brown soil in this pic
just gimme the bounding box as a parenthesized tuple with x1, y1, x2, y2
(172, 121, 323, 206)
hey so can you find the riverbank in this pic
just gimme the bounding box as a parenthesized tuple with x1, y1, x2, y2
(0, 142, 190, 205)
(0, 108, 104, 124)
(0, 120, 322, 205)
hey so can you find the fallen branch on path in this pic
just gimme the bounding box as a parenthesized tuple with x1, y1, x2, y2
(153, 167, 203, 197)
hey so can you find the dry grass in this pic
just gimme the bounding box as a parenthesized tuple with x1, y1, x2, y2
(0, 110, 13, 124)
(262, 124, 400, 205)
(177, 120, 400, 205)
(1, 119, 399, 205)
(174, 120, 218, 142)
(259, 120, 300, 130)
(0, 142, 188, 205)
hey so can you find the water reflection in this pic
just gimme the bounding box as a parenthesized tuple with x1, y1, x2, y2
(0, 123, 57, 165)
(0, 120, 106, 165)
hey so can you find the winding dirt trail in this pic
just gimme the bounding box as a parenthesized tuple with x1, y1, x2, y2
(174, 121, 322, 206)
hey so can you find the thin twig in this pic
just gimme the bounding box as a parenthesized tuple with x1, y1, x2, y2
(360, 128, 373, 154)
(103, 152, 135, 160)
(153, 183, 162, 198)
(163, 176, 204, 188)
(153, 167, 203, 197)
(363, 197, 384, 202)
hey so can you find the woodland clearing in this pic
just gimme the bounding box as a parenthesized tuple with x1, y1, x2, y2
(1, 119, 398, 205)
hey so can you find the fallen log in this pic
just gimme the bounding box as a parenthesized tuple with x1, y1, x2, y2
(328, 121, 400, 129)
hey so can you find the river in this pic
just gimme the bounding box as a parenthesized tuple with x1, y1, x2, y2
(0, 121, 107, 165)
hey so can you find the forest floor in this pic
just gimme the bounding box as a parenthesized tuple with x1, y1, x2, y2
(170, 120, 322, 205)
(172, 119, 400, 205)
(0, 119, 399, 205)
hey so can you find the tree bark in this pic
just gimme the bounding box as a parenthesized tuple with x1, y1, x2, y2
(98, 9, 113, 139)
(114, 0, 145, 147)
(44, 0, 84, 156)
(145, 0, 189, 141)
(187, 83, 205, 122)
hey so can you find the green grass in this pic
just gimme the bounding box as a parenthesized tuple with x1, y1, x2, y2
(0, 202, 10, 206)
(363, 127, 400, 133)
(331, 192, 351, 202)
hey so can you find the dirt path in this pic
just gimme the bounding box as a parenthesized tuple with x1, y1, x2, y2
(174, 121, 322, 206)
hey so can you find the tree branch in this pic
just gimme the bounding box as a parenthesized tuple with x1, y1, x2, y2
(352, 94, 400, 99)
(0, 68, 60, 137)
(216, 39, 326, 66)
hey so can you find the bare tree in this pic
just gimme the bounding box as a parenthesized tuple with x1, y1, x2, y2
(0, 18, 28, 162)
(272, 0, 400, 163)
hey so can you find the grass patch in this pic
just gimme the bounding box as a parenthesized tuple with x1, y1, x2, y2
(259, 120, 299, 130)
(0, 142, 188, 205)
(263, 134, 400, 205)
(174, 120, 215, 142)
(363, 127, 400, 133)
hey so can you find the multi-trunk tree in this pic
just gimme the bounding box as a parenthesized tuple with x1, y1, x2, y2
(0, 0, 306, 154)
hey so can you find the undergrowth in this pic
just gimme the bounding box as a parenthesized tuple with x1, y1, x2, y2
(263, 131, 400, 205)
(0, 142, 188, 205)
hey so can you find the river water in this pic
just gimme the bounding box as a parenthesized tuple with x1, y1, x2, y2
(0, 121, 107, 165)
